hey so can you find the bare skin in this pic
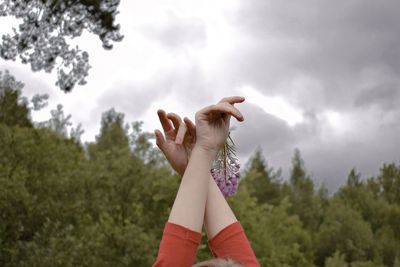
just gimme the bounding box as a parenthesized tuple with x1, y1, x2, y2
(155, 96, 245, 236)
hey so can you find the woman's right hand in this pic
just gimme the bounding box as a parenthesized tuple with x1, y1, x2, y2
(194, 96, 245, 155)
(154, 110, 196, 176)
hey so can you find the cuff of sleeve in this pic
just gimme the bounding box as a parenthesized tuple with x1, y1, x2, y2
(164, 222, 202, 244)
(208, 221, 243, 248)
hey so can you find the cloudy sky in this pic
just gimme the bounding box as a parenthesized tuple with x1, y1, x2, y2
(1, 0, 400, 191)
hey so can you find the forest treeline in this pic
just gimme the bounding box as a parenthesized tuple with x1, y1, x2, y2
(1, 70, 400, 267)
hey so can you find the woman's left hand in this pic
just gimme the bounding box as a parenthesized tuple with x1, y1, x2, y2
(194, 96, 245, 155)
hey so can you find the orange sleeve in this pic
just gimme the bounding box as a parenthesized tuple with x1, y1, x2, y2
(152, 222, 202, 267)
(208, 221, 260, 267)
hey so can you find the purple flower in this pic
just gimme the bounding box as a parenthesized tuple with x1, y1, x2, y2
(211, 158, 241, 197)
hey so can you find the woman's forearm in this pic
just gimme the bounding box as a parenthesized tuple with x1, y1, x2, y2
(204, 175, 237, 239)
(168, 146, 216, 233)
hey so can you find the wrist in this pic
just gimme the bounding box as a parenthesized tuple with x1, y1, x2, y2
(192, 145, 218, 164)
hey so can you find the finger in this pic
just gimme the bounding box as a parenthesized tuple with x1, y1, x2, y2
(218, 96, 245, 105)
(184, 117, 196, 137)
(166, 112, 182, 130)
(219, 102, 244, 121)
(199, 103, 244, 122)
(157, 109, 173, 134)
(184, 117, 196, 146)
(154, 129, 166, 149)
(175, 122, 187, 144)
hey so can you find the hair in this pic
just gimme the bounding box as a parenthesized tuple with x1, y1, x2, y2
(192, 258, 245, 267)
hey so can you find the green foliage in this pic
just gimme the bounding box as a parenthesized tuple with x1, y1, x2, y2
(287, 149, 323, 234)
(227, 189, 313, 267)
(241, 149, 282, 206)
(337, 167, 400, 266)
(0, 70, 32, 127)
(0, 125, 87, 266)
(351, 261, 381, 267)
(395, 258, 400, 267)
(377, 163, 400, 205)
(0, 0, 123, 91)
(325, 251, 348, 267)
(88, 108, 130, 157)
(373, 226, 400, 267)
(0, 115, 179, 266)
(2, 73, 400, 266)
(315, 200, 374, 265)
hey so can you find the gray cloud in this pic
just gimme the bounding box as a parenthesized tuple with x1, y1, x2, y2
(235, 106, 400, 192)
(233, 103, 296, 156)
(140, 11, 207, 50)
(0, 63, 54, 98)
(228, 1, 400, 110)
(96, 63, 221, 121)
(97, 80, 170, 119)
(354, 83, 400, 110)
(301, 122, 400, 192)
(217, 1, 400, 189)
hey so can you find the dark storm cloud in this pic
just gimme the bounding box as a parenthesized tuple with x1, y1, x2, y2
(354, 83, 400, 110)
(233, 103, 296, 156)
(219, 0, 400, 189)
(301, 122, 400, 192)
(229, 0, 400, 110)
(234, 104, 400, 191)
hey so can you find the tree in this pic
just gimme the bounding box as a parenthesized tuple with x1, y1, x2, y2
(1, 69, 52, 126)
(0, 99, 177, 266)
(377, 163, 400, 205)
(0, 0, 123, 92)
(88, 108, 130, 156)
(315, 201, 374, 265)
(241, 149, 282, 206)
(227, 189, 314, 267)
(46, 104, 72, 135)
(337, 170, 385, 232)
(129, 121, 166, 166)
(347, 168, 362, 188)
(0, 124, 88, 265)
(373, 226, 400, 267)
(288, 149, 319, 231)
(325, 251, 348, 267)
(351, 261, 381, 267)
(0, 69, 32, 127)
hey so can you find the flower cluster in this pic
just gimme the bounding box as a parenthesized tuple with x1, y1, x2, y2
(209, 132, 241, 197)
(211, 158, 241, 197)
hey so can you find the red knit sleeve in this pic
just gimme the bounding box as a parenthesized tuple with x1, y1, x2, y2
(152, 222, 202, 267)
(208, 221, 260, 267)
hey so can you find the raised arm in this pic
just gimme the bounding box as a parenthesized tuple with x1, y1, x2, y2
(153, 97, 244, 266)
(185, 106, 259, 267)
(168, 98, 244, 232)
(182, 101, 239, 239)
